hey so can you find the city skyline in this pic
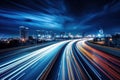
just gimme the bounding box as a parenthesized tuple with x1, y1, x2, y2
(0, 0, 120, 80)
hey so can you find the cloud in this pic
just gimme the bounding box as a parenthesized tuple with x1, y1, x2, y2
(0, 0, 120, 36)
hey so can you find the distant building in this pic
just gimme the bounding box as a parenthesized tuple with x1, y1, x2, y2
(19, 26, 29, 41)
(94, 33, 120, 48)
(60, 32, 65, 38)
(82, 32, 86, 38)
(111, 33, 120, 47)
(97, 29, 104, 38)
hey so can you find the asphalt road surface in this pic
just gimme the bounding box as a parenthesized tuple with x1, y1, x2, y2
(0, 39, 120, 80)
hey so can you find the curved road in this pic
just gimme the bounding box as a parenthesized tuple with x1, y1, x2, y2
(0, 39, 120, 80)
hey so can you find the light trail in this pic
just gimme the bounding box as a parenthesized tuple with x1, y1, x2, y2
(0, 40, 70, 80)
(57, 40, 90, 80)
(76, 40, 120, 80)
(0, 39, 120, 80)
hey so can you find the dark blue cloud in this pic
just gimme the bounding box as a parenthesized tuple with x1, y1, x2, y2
(0, 0, 120, 36)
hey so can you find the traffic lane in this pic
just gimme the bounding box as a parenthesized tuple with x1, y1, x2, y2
(43, 39, 110, 80)
(44, 39, 95, 80)
(47, 40, 83, 80)
(73, 41, 101, 80)
(40, 42, 69, 80)
(0, 41, 58, 64)
(0, 40, 70, 80)
(76, 41, 120, 80)
(84, 41, 120, 66)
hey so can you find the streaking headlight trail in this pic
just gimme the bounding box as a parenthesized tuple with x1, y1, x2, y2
(0, 39, 120, 80)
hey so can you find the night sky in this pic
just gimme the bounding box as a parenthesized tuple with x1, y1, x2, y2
(0, 0, 120, 37)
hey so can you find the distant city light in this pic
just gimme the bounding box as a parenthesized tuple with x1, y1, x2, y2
(98, 34, 101, 37)
(7, 41, 10, 44)
(109, 38, 112, 41)
(47, 35, 51, 38)
(38, 34, 41, 37)
(21, 38, 25, 42)
(63, 35, 68, 38)
(55, 35, 60, 38)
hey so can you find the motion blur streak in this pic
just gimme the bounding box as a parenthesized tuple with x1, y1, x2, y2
(76, 40, 120, 80)
(0, 39, 120, 80)
(0, 40, 70, 80)
(60, 40, 89, 80)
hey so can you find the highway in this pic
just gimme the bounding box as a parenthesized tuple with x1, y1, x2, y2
(0, 39, 120, 80)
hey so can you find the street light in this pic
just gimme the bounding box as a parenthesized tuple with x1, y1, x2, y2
(98, 34, 101, 37)
(21, 38, 25, 43)
(109, 38, 112, 41)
